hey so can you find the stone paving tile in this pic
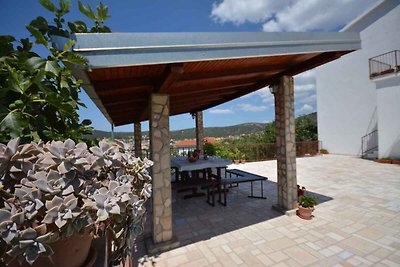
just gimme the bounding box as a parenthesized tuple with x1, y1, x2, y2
(133, 155, 400, 267)
(283, 246, 318, 265)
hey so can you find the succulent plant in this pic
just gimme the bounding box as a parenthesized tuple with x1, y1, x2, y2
(6, 228, 55, 265)
(0, 138, 153, 265)
(43, 195, 80, 229)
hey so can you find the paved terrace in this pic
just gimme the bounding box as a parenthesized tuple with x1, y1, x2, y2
(135, 155, 400, 266)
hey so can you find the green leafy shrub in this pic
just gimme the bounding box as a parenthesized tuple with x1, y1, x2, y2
(319, 149, 329, 154)
(204, 142, 216, 156)
(0, 0, 111, 144)
(299, 194, 318, 208)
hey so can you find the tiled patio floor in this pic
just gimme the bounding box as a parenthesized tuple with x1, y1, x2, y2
(135, 155, 400, 266)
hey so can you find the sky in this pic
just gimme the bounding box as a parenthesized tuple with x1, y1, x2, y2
(0, 0, 379, 132)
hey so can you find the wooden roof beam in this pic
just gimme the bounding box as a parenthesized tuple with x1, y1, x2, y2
(170, 88, 236, 100)
(279, 51, 343, 78)
(132, 63, 184, 123)
(171, 75, 271, 92)
(197, 52, 344, 113)
(180, 64, 287, 82)
(200, 81, 272, 112)
(172, 82, 257, 96)
(157, 63, 184, 93)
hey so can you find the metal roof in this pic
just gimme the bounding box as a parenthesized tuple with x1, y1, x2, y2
(52, 32, 361, 126)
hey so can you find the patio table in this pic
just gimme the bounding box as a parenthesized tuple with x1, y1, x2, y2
(171, 156, 232, 199)
(171, 156, 232, 172)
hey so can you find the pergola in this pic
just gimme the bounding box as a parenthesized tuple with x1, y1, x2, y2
(54, 32, 360, 245)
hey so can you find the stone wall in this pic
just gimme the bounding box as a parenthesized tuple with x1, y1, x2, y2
(273, 76, 297, 211)
(150, 94, 172, 243)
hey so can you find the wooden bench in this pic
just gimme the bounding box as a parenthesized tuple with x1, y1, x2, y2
(211, 170, 268, 206)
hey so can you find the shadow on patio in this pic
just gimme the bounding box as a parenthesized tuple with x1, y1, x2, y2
(134, 175, 333, 266)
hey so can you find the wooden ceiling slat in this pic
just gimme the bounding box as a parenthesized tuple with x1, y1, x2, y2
(93, 77, 154, 92)
(96, 85, 152, 98)
(172, 82, 257, 96)
(171, 74, 273, 92)
(179, 65, 284, 82)
(88, 64, 168, 81)
(88, 51, 350, 125)
(108, 108, 144, 117)
(103, 98, 146, 108)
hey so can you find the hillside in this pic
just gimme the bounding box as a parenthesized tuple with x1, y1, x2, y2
(87, 112, 317, 140)
(88, 122, 267, 140)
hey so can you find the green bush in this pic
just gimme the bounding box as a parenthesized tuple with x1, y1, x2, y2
(204, 142, 216, 156)
(0, 0, 111, 144)
(320, 149, 329, 154)
(299, 194, 318, 208)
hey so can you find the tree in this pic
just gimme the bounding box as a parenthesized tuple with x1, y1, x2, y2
(0, 0, 111, 144)
(295, 114, 318, 141)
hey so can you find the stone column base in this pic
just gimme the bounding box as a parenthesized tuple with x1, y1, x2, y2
(272, 204, 297, 216)
(144, 234, 180, 255)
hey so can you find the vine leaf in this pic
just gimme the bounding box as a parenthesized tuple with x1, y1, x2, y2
(26, 25, 48, 46)
(39, 0, 57, 12)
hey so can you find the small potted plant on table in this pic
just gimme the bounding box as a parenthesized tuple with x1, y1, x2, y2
(297, 193, 318, 220)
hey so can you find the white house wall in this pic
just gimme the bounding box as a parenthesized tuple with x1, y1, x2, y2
(376, 76, 400, 158)
(316, 1, 400, 156)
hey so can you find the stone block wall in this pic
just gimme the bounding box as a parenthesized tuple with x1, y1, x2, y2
(195, 111, 204, 153)
(273, 76, 298, 211)
(150, 94, 172, 243)
(134, 122, 142, 158)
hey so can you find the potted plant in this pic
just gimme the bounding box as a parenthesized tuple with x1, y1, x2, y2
(297, 193, 317, 220)
(233, 148, 241, 164)
(392, 158, 400, 165)
(376, 158, 393, 164)
(0, 138, 152, 266)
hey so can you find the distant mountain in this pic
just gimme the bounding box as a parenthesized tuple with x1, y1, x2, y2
(88, 122, 267, 140)
(87, 113, 317, 140)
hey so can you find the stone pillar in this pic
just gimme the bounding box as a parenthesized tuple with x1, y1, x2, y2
(195, 111, 204, 153)
(134, 122, 142, 158)
(273, 76, 297, 212)
(149, 94, 172, 243)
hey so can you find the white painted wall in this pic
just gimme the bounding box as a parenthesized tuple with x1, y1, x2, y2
(316, 0, 400, 156)
(376, 76, 400, 158)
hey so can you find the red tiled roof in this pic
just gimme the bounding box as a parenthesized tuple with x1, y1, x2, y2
(174, 137, 216, 147)
(175, 139, 196, 147)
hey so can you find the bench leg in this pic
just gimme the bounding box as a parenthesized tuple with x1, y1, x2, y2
(247, 180, 267, 199)
(223, 184, 227, 206)
(217, 183, 227, 206)
(206, 184, 215, 206)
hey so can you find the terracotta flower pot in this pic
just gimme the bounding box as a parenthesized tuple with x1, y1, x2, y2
(376, 159, 392, 164)
(391, 160, 400, 165)
(7, 231, 94, 267)
(297, 205, 315, 220)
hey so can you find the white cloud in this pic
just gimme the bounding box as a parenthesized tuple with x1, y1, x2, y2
(295, 84, 315, 93)
(299, 94, 317, 104)
(209, 108, 234, 114)
(237, 103, 267, 112)
(256, 87, 274, 103)
(211, 0, 290, 25)
(211, 0, 377, 31)
(294, 69, 317, 106)
(297, 104, 314, 114)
